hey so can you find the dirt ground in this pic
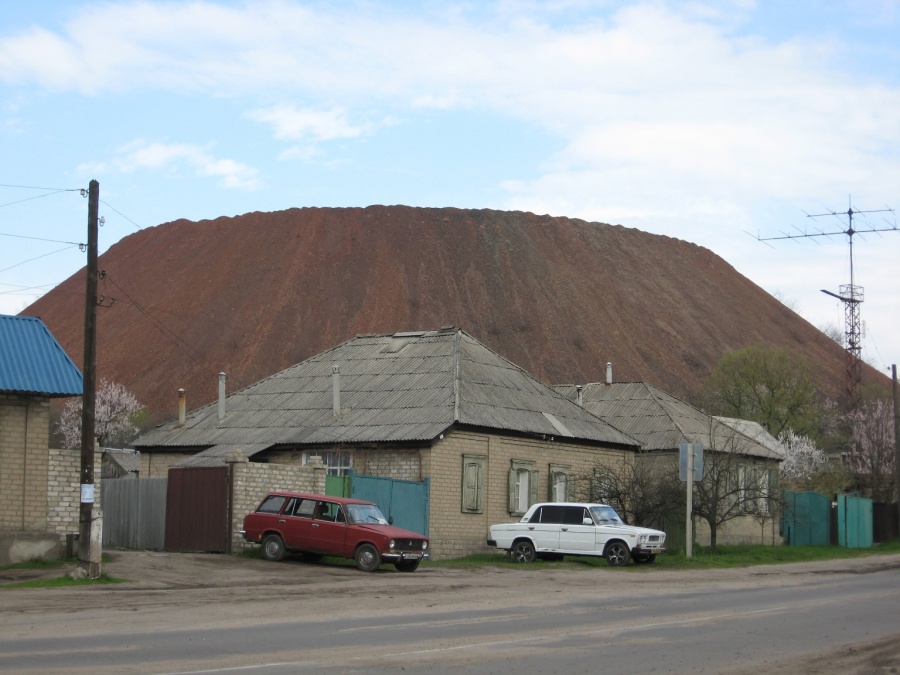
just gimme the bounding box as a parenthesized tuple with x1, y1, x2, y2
(2, 550, 900, 674)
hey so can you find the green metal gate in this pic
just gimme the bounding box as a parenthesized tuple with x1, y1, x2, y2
(837, 494, 873, 548)
(349, 472, 429, 536)
(783, 490, 830, 546)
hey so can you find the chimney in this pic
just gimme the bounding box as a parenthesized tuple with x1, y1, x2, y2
(606, 362, 613, 385)
(575, 384, 584, 407)
(218, 372, 227, 421)
(177, 388, 186, 425)
(332, 364, 341, 416)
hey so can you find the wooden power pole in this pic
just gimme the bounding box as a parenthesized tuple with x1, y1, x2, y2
(78, 179, 101, 578)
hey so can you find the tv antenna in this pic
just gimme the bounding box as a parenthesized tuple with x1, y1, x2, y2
(758, 198, 896, 409)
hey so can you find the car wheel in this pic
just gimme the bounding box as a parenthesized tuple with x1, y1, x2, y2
(394, 559, 420, 572)
(605, 541, 631, 567)
(261, 534, 285, 562)
(510, 540, 536, 563)
(634, 554, 656, 565)
(354, 543, 381, 572)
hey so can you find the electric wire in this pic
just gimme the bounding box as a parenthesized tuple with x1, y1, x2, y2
(0, 231, 83, 246)
(100, 199, 143, 231)
(101, 272, 209, 365)
(0, 244, 80, 274)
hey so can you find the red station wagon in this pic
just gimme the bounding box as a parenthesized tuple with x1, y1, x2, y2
(240, 492, 429, 572)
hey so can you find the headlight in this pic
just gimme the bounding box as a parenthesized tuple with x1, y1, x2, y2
(422, 541, 428, 550)
(389, 539, 396, 549)
(639, 535, 648, 543)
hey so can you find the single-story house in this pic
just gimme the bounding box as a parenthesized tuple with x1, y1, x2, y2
(555, 374, 784, 547)
(0, 314, 85, 563)
(135, 327, 640, 558)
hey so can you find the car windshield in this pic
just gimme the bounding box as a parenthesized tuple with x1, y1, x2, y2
(345, 503, 389, 525)
(589, 506, 624, 525)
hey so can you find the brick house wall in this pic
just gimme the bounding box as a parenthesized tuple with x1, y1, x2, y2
(425, 429, 630, 559)
(0, 393, 51, 531)
(47, 447, 101, 539)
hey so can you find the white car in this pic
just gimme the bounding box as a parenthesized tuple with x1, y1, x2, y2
(487, 502, 666, 566)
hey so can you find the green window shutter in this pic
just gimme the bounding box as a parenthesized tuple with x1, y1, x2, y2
(530, 469, 539, 507)
(461, 455, 484, 513)
(508, 466, 518, 513)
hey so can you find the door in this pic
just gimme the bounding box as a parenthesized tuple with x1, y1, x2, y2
(306, 500, 350, 556)
(558, 506, 597, 552)
(524, 504, 562, 552)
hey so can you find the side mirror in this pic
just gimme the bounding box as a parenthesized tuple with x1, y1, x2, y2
(583, 517, 594, 525)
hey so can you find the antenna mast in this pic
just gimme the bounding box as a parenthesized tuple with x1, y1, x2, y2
(760, 199, 896, 410)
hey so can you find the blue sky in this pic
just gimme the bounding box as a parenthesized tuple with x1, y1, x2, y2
(2, 0, 898, 372)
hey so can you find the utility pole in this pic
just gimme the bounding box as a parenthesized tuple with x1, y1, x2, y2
(893, 365, 899, 508)
(78, 179, 101, 579)
(759, 200, 896, 411)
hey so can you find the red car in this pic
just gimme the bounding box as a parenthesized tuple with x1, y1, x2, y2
(240, 492, 429, 572)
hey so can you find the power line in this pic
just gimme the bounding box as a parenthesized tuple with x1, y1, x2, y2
(0, 244, 80, 274)
(99, 199, 143, 231)
(0, 231, 84, 246)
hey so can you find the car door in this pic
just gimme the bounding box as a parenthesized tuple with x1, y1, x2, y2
(281, 497, 317, 550)
(557, 506, 597, 552)
(524, 505, 562, 552)
(306, 500, 350, 556)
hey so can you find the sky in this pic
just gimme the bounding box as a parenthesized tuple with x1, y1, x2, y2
(1, 0, 898, 373)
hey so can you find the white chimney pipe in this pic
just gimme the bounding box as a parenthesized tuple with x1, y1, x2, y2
(606, 362, 613, 385)
(218, 372, 226, 420)
(332, 364, 341, 416)
(178, 388, 186, 425)
(575, 384, 583, 407)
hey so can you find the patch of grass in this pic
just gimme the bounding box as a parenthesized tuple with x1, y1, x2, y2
(0, 556, 76, 572)
(0, 572, 124, 590)
(427, 540, 900, 570)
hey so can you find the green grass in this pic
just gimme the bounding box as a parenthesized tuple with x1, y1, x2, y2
(425, 540, 900, 571)
(0, 572, 124, 590)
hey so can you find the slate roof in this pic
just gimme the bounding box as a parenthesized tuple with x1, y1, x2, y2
(0, 314, 83, 397)
(554, 382, 783, 460)
(135, 329, 638, 462)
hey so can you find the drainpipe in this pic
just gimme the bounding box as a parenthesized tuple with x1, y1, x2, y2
(218, 372, 226, 421)
(606, 362, 613, 385)
(178, 388, 186, 426)
(332, 364, 341, 416)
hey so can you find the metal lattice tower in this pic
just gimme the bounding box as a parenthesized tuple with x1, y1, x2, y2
(760, 201, 896, 410)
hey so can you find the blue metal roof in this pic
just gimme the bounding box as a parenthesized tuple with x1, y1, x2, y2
(0, 315, 83, 397)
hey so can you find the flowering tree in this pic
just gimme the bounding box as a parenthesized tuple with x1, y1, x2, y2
(778, 430, 826, 482)
(57, 379, 144, 449)
(845, 399, 896, 502)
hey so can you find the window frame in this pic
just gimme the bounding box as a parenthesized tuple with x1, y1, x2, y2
(461, 454, 486, 514)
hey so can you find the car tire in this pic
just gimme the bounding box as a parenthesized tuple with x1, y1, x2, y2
(394, 559, 420, 572)
(510, 540, 536, 563)
(354, 543, 381, 572)
(261, 534, 285, 562)
(634, 554, 657, 564)
(605, 541, 631, 567)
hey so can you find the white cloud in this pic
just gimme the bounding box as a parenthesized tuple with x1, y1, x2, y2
(79, 139, 260, 190)
(248, 104, 366, 142)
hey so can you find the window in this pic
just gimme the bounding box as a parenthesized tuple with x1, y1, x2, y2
(301, 450, 353, 475)
(461, 455, 486, 513)
(549, 464, 572, 501)
(508, 460, 538, 516)
(257, 495, 287, 514)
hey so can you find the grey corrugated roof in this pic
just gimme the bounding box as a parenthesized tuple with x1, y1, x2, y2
(137, 329, 638, 456)
(554, 382, 782, 460)
(0, 315, 83, 396)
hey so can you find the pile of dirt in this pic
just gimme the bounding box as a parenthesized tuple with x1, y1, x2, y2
(22, 205, 871, 422)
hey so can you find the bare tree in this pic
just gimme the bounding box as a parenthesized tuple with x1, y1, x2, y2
(57, 379, 145, 448)
(845, 399, 896, 502)
(692, 423, 780, 552)
(577, 455, 681, 529)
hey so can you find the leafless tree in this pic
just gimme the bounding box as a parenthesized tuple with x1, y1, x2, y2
(691, 423, 780, 552)
(845, 399, 896, 502)
(577, 455, 681, 529)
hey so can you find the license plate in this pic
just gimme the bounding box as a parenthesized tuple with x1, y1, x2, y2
(404, 553, 421, 560)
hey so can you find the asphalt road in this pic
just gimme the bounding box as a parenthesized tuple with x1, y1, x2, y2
(1, 551, 899, 674)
